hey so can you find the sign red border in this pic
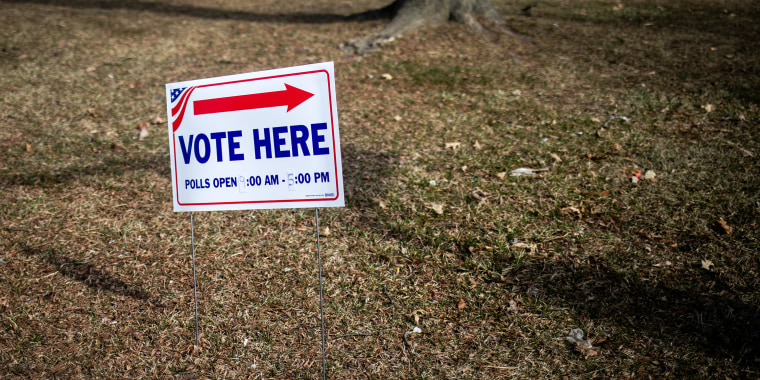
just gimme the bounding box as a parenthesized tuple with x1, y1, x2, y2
(172, 69, 340, 207)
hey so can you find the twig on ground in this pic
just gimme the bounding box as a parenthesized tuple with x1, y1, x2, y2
(484, 365, 518, 370)
(338, 333, 373, 338)
(382, 285, 395, 306)
(3, 227, 30, 232)
(601, 115, 630, 128)
(403, 266, 416, 280)
(402, 331, 412, 349)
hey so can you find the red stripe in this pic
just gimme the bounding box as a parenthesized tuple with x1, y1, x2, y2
(171, 86, 194, 116)
(171, 87, 197, 132)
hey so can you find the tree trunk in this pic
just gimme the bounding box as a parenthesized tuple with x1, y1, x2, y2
(340, 0, 511, 55)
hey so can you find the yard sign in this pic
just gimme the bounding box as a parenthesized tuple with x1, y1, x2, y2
(166, 62, 344, 212)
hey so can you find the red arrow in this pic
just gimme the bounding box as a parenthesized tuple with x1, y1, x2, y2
(193, 84, 314, 115)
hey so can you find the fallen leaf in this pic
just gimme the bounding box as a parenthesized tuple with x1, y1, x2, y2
(511, 240, 538, 252)
(473, 140, 482, 150)
(716, 219, 732, 235)
(702, 104, 715, 113)
(566, 327, 597, 358)
(320, 226, 331, 237)
(496, 171, 507, 179)
(578, 344, 598, 357)
(445, 142, 461, 150)
(510, 167, 549, 177)
(381, 73, 393, 80)
(457, 298, 467, 310)
(561, 206, 583, 218)
(701, 259, 714, 271)
(411, 309, 425, 325)
(471, 188, 488, 202)
(25, 143, 31, 152)
(512, 89, 522, 96)
(428, 203, 444, 215)
(584, 190, 610, 197)
(137, 121, 149, 140)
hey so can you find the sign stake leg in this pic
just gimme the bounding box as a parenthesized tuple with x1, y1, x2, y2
(315, 208, 327, 380)
(191, 211, 200, 349)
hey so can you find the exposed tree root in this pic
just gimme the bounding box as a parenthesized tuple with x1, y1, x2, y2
(340, 0, 522, 55)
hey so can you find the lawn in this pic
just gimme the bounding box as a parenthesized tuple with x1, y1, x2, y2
(1, 0, 759, 378)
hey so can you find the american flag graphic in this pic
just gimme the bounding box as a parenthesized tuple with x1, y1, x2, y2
(170, 87, 187, 103)
(170, 86, 196, 132)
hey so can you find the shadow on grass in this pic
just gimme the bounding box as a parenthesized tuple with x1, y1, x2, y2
(528, 250, 760, 373)
(358, 199, 760, 372)
(21, 244, 159, 304)
(0, 150, 170, 187)
(340, 142, 399, 210)
(2, 0, 390, 24)
(535, 1, 760, 105)
(339, 143, 760, 372)
(359, 212, 760, 373)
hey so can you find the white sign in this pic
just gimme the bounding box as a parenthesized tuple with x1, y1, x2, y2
(166, 62, 344, 212)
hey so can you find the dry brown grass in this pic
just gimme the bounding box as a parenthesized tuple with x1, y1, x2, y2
(1, 0, 759, 378)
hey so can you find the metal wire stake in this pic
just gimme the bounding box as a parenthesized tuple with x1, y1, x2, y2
(191, 211, 200, 349)
(315, 208, 327, 380)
